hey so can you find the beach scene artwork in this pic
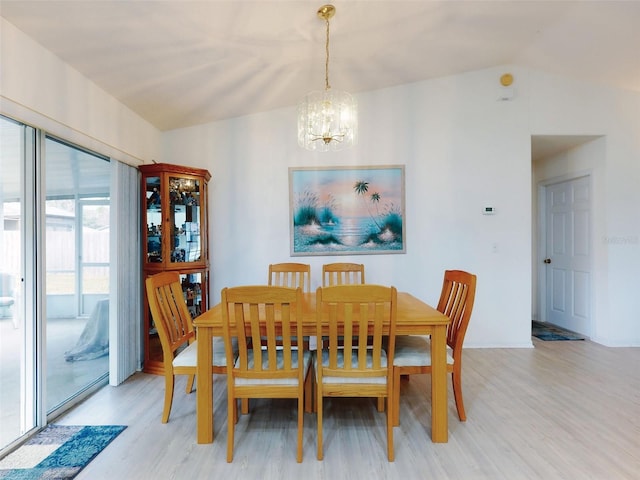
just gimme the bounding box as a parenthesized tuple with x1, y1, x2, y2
(289, 165, 405, 256)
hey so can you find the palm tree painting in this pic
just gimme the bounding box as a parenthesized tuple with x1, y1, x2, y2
(289, 165, 405, 255)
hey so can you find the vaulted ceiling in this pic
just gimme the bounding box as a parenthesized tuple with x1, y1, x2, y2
(2, 0, 639, 134)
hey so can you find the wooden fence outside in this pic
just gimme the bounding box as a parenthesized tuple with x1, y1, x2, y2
(1, 229, 110, 294)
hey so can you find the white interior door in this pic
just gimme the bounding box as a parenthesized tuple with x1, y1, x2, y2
(544, 176, 591, 335)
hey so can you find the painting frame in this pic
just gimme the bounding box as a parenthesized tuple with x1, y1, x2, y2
(289, 165, 406, 256)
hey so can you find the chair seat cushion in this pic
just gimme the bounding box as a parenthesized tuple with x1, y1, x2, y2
(393, 335, 454, 367)
(235, 350, 312, 386)
(173, 337, 238, 368)
(315, 349, 388, 384)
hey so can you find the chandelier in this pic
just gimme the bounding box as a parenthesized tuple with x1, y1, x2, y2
(298, 4, 357, 152)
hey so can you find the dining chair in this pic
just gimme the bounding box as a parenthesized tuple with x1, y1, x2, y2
(392, 270, 477, 425)
(321, 262, 385, 411)
(268, 262, 312, 293)
(322, 262, 365, 286)
(266, 262, 312, 350)
(221, 285, 312, 463)
(315, 284, 397, 461)
(267, 262, 314, 413)
(268, 262, 312, 352)
(145, 271, 237, 423)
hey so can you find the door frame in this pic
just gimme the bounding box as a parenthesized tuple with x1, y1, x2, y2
(536, 170, 593, 335)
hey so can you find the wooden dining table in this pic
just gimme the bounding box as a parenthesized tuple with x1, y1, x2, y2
(193, 291, 451, 444)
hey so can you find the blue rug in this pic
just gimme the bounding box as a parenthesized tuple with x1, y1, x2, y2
(532, 321, 585, 341)
(0, 425, 126, 480)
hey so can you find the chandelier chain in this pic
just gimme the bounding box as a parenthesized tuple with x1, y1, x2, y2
(324, 16, 331, 91)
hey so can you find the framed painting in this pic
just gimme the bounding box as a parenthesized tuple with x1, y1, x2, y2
(289, 165, 405, 256)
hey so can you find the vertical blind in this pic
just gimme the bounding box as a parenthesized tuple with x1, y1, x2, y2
(109, 160, 141, 384)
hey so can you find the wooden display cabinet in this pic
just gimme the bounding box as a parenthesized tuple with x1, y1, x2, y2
(140, 163, 211, 374)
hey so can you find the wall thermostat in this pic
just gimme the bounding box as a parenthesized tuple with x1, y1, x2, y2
(483, 206, 496, 215)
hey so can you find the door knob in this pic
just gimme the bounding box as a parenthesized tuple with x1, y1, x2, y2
(543, 258, 551, 264)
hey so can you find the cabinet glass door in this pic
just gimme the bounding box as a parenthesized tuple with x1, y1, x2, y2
(169, 176, 201, 264)
(145, 176, 162, 263)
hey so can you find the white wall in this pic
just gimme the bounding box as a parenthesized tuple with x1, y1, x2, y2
(164, 66, 640, 348)
(163, 66, 535, 348)
(0, 18, 161, 165)
(531, 71, 640, 346)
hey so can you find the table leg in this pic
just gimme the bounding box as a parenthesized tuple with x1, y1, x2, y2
(196, 325, 214, 444)
(430, 325, 448, 442)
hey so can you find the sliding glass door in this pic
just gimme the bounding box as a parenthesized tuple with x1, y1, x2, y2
(0, 116, 36, 450)
(0, 116, 111, 451)
(44, 136, 111, 414)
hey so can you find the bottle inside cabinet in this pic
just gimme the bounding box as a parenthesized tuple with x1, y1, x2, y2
(181, 272, 204, 318)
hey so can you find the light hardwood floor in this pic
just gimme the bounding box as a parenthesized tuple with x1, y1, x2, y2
(56, 339, 639, 479)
